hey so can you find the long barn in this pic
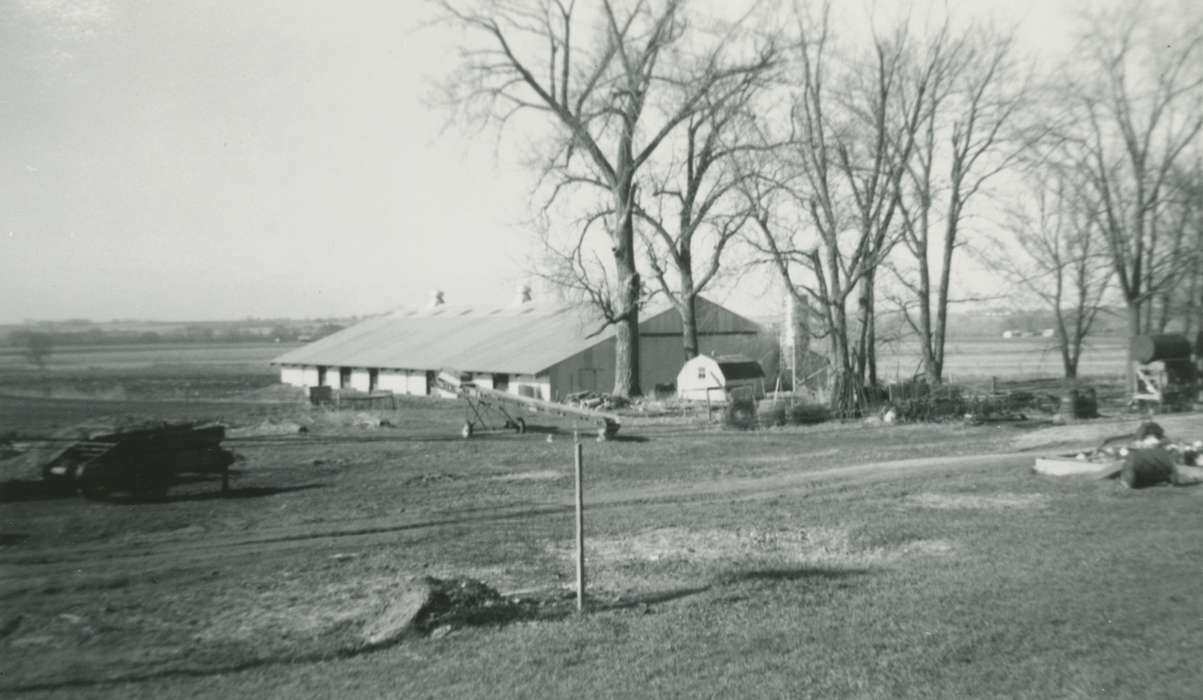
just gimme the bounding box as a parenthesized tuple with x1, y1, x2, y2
(272, 294, 776, 400)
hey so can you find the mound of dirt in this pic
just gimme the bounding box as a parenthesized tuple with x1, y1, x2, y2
(359, 581, 433, 649)
(358, 576, 519, 649)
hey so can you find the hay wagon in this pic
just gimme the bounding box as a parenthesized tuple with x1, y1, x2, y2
(41, 421, 236, 500)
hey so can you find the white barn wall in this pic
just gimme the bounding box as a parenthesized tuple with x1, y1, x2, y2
(280, 365, 306, 387)
(350, 368, 372, 392)
(466, 373, 494, 390)
(404, 370, 428, 395)
(378, 369, 430, 396)
(377, 370, 407, 394)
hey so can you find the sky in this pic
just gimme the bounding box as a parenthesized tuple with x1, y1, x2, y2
(1, 0, 1078, 324)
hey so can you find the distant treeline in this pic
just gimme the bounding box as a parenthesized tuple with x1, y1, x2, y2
(4, 323, 346, 349)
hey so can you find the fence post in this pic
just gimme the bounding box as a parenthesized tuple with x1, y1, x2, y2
(574, 437, 585, 612)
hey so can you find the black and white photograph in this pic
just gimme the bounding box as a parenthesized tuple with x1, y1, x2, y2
(2, 0, 1202, 696)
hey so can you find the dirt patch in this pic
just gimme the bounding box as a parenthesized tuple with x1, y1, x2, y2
(490, 470, 563, 482)
(907, 492, 1050, 510)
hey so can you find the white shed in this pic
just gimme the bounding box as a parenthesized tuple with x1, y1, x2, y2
(676, 354, 766, 402)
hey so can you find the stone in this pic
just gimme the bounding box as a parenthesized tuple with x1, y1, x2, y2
(358, 582, 433, 650)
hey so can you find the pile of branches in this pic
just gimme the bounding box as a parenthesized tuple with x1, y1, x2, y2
(885, 384, 1038, 423)
(564, 391, 630, 411)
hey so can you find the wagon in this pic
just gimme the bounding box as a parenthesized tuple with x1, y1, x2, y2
(41, 421, 236, 500)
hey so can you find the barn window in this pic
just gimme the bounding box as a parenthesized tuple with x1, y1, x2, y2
(697, 367, 707, 380)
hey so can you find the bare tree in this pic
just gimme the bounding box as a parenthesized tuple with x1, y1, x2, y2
(891, 20, 1030, 385)
(1059, 0, 1203, 389)
(993, 167, 1113, 378)
(636, 53, 779, 360)
(437, 0, 777, 396)
(14, 331, 53, 371)
(1151, 158, 1203, 332)
(746, 3, 929, 415)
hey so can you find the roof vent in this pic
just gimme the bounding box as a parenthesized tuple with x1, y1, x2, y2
(428, 290, 445, 308)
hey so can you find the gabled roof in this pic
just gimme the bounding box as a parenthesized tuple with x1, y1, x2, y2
(272, 296, 764, 375)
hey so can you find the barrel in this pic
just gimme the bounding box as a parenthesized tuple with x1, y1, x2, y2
(1075, 387, 1099, 419)
(1130, 334, 1192, 364)
(1059, 390, 1079, 422)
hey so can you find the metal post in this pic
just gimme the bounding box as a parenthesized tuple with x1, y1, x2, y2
(574, 438, 585, 612)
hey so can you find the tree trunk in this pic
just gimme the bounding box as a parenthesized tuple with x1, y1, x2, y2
(610, 252, 642, 397)
(680, 289, 699, 361)
(933, 215, 956, 385)
(611, 178, 641, 398)
(1125, 302, 1141, 393)
(864, 277, 878, 388)
(855, 275, 873, 387)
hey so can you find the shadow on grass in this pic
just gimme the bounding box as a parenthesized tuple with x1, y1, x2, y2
(608, 433, 650, 443)
(719, 566, 872, 584)
(0, 480, 72, 503)
(136, 483, 327, 504)
(0, 480, 325, 505)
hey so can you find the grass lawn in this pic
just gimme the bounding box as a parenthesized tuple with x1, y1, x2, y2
(3, 394, 1202, 698)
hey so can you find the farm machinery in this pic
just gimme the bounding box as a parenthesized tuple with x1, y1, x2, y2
(435, 371, 621, 440)
(41, 421, 237, 500)
(1129, 333, 1201, 412)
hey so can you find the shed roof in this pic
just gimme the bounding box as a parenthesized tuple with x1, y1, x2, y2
(714, 354, 765, 380)
(272, 297, 763, 375)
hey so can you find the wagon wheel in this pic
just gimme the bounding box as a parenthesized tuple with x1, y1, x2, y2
(461, 422, 473, 439)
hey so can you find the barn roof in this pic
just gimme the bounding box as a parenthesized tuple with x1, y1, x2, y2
(714, 354, 765, 380)
(272, 296, 764, 375)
